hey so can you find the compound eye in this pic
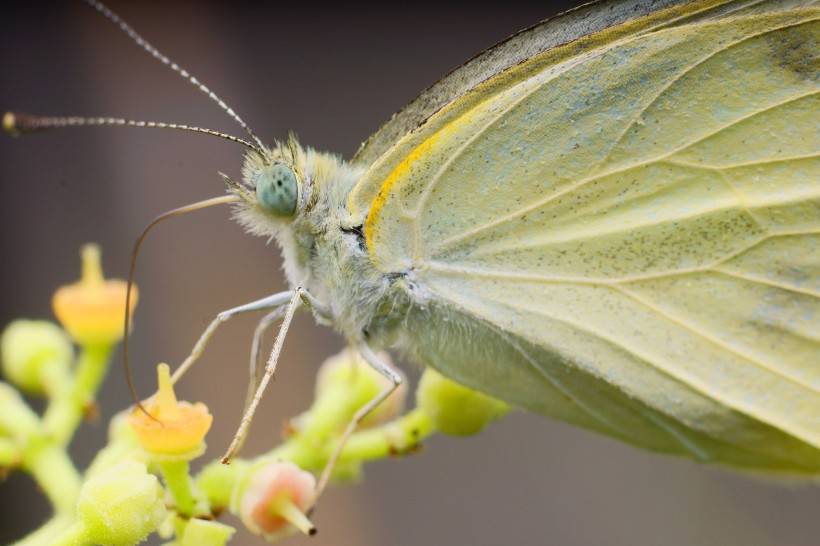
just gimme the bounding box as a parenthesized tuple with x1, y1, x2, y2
(256, 163, 298, 217)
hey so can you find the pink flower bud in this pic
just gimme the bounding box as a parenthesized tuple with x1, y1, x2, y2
(240, 461, 316, 541)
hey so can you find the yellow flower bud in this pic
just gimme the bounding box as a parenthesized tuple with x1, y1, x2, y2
(129, 363, 212, 457)
(52, 244, 137, 346)
(1, 320, 72, 395)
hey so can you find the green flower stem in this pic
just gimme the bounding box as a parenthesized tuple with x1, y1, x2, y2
(12, 516, 74, 546)
(179, 518, 236, 546)
(84, 411, 141, 478)
(84, 434, 138, 478)
(198, 393, 436, 513)
(43, 343, 113, 446)
(196, 459, 249, 512)
(160, 460, 198, 517)
(0, 382, 40, 438)
(296, 385, 360, 449)
(340, 408, 435, 462)
(39, 362, 71, 401)
(199, 410, 435, 512)
(23, 435, 82, 515)
(0, 437, 18, 465)
(49, 521, 88, 546)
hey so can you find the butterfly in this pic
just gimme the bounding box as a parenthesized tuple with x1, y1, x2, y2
(6, 0, 819, 493)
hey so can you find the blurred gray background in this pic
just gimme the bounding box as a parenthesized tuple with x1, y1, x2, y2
(1, 1, 818, 545)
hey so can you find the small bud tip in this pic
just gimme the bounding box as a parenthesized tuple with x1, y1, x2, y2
(155, 363, 178, 416)
(80, 243, 104, 285)
(3, 112, 19, 136)
(274, 497, 316, 537)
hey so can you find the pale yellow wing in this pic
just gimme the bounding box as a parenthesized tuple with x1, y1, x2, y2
(355, 3, 820, 472)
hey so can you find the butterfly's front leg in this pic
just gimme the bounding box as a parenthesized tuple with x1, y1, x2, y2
(313, 343, 404, 504)
(223, 287, 335, 462)
(223, 288, 307, 462)
(171, 290, 296, 385)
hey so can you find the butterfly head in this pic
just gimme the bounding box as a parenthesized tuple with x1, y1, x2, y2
(229, 134, 361, 241)
(229, 134, 364, 291)
(229, 136, 310, 235)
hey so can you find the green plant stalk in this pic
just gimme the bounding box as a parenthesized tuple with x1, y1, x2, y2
(0, 437, 18, 466)
(197, 407, 436, 514)
(48, 521, 88, 546)
(12, 516, 75, 546)
(195, 459, 249, 512)
(83, 434, 138, 478)
(178, 518, 236, 546)
(295, 385, 360, 450)
(38, 360, 72, 401)
(22, 435, 82, 515)
(42, 343, 113, 446)
(340, 408, 435, 462)
(0, 382, 40, 438)
(160, 459, 198, 517)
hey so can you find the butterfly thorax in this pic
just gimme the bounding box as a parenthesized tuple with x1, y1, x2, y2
(230, 138, 407, 344)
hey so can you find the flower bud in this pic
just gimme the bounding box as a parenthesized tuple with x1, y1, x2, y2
(1, 320, 72, 395)
(316, 349, 407, 428)
(77, 460, 167, 546)
(52, 244, 137, 346)
(240, 461, 316, 542)
(416, 368, 510, 436)
(129, 363, 212, 458)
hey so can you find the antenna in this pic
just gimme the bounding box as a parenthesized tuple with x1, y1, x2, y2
(83, 0, 266, 153)
(123, 195, 240, 413)
(3, 112, 258, 150)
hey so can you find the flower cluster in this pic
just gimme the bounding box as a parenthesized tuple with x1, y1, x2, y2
(2, 244, 510, 545)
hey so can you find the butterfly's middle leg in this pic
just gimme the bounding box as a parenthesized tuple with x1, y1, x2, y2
(244, 306, 287, 414)
(170, 290, 296, 384)
(313, 343, 404, 503)
(243, 289, 333, 413)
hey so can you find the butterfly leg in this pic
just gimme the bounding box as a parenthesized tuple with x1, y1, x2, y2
(244, 307, 287, 413)
(222, 288, 304, 463)
(313, 343, 404, 504)
(170, 290, 295, 385)
(243, 290, 332, 413)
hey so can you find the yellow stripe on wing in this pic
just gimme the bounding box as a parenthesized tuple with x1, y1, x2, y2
(363, 130, 441, 258)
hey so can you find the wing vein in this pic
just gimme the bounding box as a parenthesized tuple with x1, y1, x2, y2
(715, 168, 768, 233)
(430, 89, 817, 254)
(664, 152, 820, 171)
(407, 59, 577, 260)
(500, 331, 635, 440)
(435, 278, 819, 445)
(712, 267, 820, 298)
(585, 20, 810, 179)
(639, 409, 711, 461)
(424, 228, 819, 285)
(612, 284, 820, 394)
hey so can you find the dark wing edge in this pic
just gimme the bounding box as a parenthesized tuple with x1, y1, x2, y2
(352, 0, 682, 166)
(352, 0, 800, 167)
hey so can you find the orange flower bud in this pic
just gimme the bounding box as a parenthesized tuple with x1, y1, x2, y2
(129, 363, 212, 457)
(52, 244, 137, 346)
